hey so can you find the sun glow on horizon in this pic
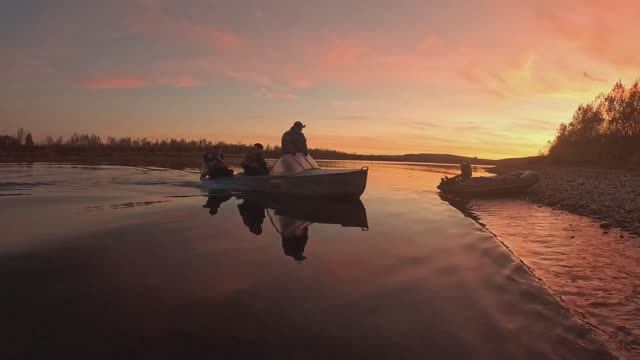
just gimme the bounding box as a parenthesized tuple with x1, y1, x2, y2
(2, 0, 640, 158)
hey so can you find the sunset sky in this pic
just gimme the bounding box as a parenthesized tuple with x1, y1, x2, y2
(2, 0, 639, 158)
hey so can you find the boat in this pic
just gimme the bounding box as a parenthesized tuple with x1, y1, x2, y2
(437, 171, 540, 197)
(200, 153, 368, 198)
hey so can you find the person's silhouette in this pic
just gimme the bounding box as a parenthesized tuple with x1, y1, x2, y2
(281, 228, 309, 261)
(278, 215, 311, 261)
(202, 194, 232, 216)
(237, 199, 266, 235)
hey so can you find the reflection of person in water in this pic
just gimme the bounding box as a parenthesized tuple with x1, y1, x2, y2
(238, 199, 266, 235)
(202, 193, 232, 215)
(278, 215, 311, 261)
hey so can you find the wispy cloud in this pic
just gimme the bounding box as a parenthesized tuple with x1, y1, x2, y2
(533, 0, 640, 70)
(337, 115, 368, 121)
(399, 120, 436, 131)
(78, 74, 204, 89)
(128, 4, 248, 53)
(80, 75, 149, 89)
(257, 87, 296, 100)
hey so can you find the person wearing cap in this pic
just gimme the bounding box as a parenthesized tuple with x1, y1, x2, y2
(281, 121, 308, 155)
(241, 143, 269, 176)
(201, 148, 233, 180)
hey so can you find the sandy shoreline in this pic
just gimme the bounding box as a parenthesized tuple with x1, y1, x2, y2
(492, 165, 640, 237)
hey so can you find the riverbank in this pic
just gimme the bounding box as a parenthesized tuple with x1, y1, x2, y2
(492, 164, 640, 237)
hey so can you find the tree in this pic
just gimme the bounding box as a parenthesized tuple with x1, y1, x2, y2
(24, 132, 34, 147)
(16, 128, 24, 145)
(548, 78, 640, 166)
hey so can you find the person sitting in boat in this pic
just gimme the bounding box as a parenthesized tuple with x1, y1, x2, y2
(460, 162, 472, 180)
(438, 162, 472, 191)
(281, 121, 308, 155)
(201, 150, 233, 180)
(241, 143, 269, 176)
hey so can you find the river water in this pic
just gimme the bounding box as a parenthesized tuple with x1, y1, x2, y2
(0, 161, 636, 359)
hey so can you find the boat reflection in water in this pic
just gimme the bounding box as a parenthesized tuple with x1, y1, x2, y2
(439, 193, 481, 223)
(203, 192, 369, 261)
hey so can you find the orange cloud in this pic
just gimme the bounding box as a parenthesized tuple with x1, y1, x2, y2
(532, 0, 640, 69)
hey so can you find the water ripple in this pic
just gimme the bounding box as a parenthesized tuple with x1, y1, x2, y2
(470, 199, 640, 359)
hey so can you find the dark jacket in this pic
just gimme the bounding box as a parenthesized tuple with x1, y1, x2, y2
(241, 148, 267, 168)
(241, 148, 268, 175)
(202, 156, 233, 179)
(281, 128, 308, 154)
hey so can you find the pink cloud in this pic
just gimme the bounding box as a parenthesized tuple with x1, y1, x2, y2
(174, 21, 247, 52)
(238, 31, 445, 91)
(416, 34, 440, 52)
(286, 75, 314, 89)
(128, 5, 248, 53)
(68, 2, 640, 102)
(78, 74, 204, 89)
(257, 87, 296, 100)
(324, 38, 369, 67)
(225, 70, 272, 87)
(81, 75, 150, 89)
(162, 76, 204, 88)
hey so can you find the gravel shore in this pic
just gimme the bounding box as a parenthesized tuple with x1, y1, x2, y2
(492, 165, 640, 236)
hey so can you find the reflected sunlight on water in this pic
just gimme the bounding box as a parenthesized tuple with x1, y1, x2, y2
(468, 199, 640, 359)
(0, 162, 619, 359)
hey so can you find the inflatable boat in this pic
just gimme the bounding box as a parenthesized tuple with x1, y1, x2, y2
(438, 171, 540, 197)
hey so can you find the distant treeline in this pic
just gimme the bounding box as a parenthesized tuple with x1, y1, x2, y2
(0, 130, 343, 158)
(0, 129, 496, 166)
(548, 79, 640, 167)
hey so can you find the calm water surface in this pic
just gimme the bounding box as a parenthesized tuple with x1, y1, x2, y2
(0, 162, 626, 359)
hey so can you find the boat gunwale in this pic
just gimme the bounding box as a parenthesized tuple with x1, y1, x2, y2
(204, 167, 368, 183)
